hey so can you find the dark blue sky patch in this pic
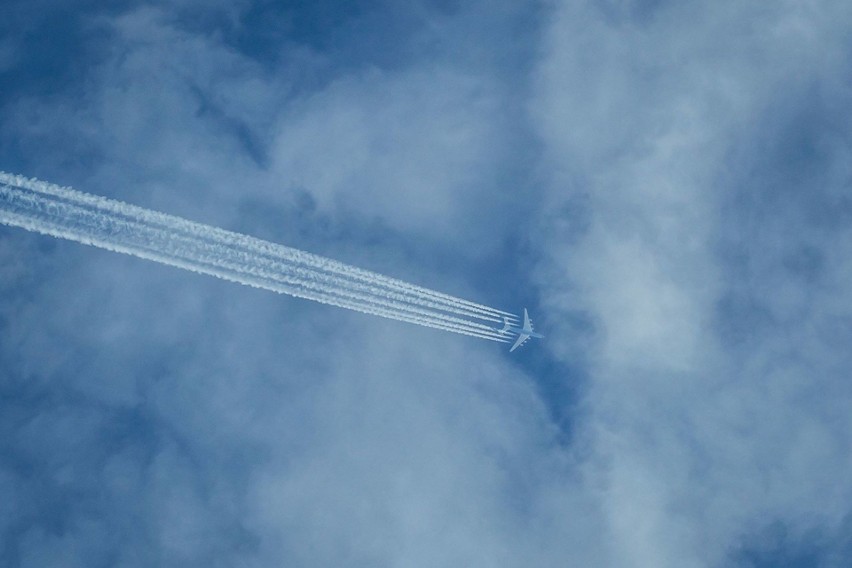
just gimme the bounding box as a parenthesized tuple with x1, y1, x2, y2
(713, 288, 776, 352)
(0, 1, 129, 100)
(513, 350, 584, 448)
(166, 0, 447, 75)
(231, 0, 377, 59)
(188, 83, 269, 167)
(216, 0, 544, 82)
(722, 78, 852, 232)
(729, 522, 829, 568)
(593, 0, 671, 26)
(712, 71, 852, 355)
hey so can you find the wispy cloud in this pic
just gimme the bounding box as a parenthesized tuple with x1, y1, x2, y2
(533, 1, 852, 565)
(2, 0, 852, 566)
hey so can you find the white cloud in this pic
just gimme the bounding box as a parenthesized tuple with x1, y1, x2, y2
(5, 0, 852, 566)
(0, 4, 586, 567)
(532, 0, 852, 565)
(269, 66, 503, 239)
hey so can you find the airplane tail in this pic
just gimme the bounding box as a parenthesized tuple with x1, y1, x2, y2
(499, 316, 512, 334)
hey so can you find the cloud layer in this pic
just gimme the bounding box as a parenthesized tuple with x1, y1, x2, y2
(2, 1, 852, 566)
(534, 1, 852, 565)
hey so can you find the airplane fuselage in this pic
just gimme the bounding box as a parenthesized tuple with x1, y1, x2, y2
(500, 323, 544, 339)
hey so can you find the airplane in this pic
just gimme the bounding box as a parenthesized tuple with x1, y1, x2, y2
(498, 308, 544, 352)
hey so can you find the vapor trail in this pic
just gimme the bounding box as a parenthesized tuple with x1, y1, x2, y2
(0, 173, 512, 331)
(126, 211, 515, 324)
(0, 173, 516, 341)
(0, 177, 510, 339)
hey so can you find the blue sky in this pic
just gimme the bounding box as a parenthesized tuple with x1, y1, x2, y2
(2, 1, 852, 566)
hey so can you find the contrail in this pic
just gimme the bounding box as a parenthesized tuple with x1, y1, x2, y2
(0, 172, 513, 333)
(0, 172, 516, 341)
(0, 175, 511, 340)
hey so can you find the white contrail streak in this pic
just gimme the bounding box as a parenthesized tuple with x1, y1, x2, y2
(11, 172, 514, 322)
(0, 172, 517, 341)
(0, 177, 510, 340)
(0, 172, 514, 331)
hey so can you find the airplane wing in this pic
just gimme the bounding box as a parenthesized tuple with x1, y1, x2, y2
(510, 332, 530, 352)
(523, 308, 533, 333)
